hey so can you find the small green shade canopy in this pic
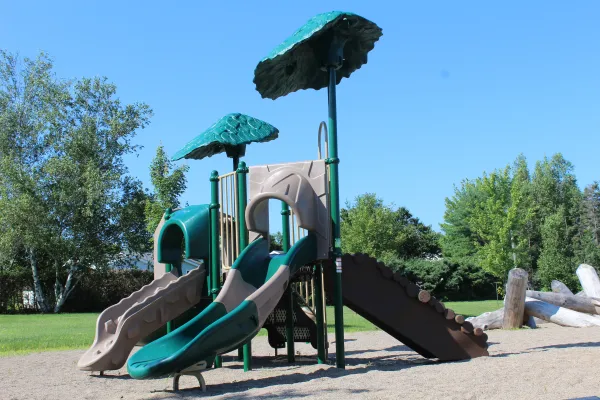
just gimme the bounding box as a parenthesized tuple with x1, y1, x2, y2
(253, 11, 383, 100)
(171, 113, 279, 162)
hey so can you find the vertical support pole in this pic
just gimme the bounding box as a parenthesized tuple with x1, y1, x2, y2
(165, 262, 173, 334)
(327, 66, 345, 369)
(237, 161, 251, 371)
(314, 263, 326, 363)
(209, 170, 222, 368)
(281, 202, 295, 363)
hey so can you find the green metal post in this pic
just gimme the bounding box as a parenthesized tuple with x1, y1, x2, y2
(209, 170, 222, 368)
(281, 202, 295, 363)
(165, 263, 173, 334)
(237, 161, 252, 371)
(314, 263, 326, 363)
(327, 66, 345, 369)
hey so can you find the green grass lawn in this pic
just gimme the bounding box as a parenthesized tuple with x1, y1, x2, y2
(0, 313, 98, 356)
(0, 300, 500, 357)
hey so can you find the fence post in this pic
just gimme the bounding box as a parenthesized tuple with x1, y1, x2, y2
(209, 170, 222, 368)
(281, 202, 295, 363)
(237, 161, 252, 371)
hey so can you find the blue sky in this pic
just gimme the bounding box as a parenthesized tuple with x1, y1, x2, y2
(3, 1, 599, 232)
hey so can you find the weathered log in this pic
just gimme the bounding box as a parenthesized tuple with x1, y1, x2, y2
(454, 314, 465, 325)
(445, 308, 456, 321)
(473, 327, 484, 336)
(405, 282, 419, 298)
(433, 300, 446, 314)
(466, 308, 504, 330)
(551, 280, 573, 295)
(524, 297, 600, 327)
(503, 268, 528, 329)
(526, 290, 600, 315)
(460, 321, 474, 333)
(576, 264, 600, 298)
(524, 315, 537, 329)
(418, 290, 431, 303)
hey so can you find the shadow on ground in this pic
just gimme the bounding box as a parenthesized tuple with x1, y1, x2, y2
(150, 345, 434, 398)
(490, 341, 600, 358)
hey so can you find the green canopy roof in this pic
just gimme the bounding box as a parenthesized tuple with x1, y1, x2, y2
(171, 113, 279, 162)
(253, 11, 383, 100)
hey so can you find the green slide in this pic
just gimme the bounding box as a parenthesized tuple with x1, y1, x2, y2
(127, 233, 317, 379)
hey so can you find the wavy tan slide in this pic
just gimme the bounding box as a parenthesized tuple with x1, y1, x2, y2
(78, 265, 206, 372)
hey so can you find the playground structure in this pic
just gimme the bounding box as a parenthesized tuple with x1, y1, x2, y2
(78, 11, 490, 391)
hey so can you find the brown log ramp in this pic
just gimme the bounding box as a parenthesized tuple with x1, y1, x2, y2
(323, 254, 489, 361)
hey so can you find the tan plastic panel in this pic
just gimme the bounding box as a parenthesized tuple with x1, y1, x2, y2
(247, 160, 329, 259)
(78, 265, 205, 371)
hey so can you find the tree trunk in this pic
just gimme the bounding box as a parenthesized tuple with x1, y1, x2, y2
(466, 308, 504, 330)
(524, 297, 600, 327)
(551, 280, 573, 295)
(576, 264, 600, 298)
(28, 248, 50, 313)
(526, 290, 600, 315)
(54, 264, 78, 313)
(502, 268, 528, 329)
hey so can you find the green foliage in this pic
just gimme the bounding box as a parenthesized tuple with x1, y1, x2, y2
(382, 256, 496, 301)
(537, 208, 577, 289)
(269, 232, 283, 252)
(442, 152, 599, 290)
(341, 193, 441, 260)
(145, 145, 189, 235)
(0, 50, 152, 312)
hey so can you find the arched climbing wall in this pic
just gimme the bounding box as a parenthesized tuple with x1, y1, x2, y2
(246, 159, 330, 259)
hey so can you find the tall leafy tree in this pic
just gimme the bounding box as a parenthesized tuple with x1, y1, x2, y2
(341, 193, 441, 261)
(0, 51, 152, 312)
(145, 144, 189, 235)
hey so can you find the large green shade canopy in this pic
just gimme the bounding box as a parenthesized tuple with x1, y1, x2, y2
(171, 113, 279, 163)
(253, 11, 382, 100)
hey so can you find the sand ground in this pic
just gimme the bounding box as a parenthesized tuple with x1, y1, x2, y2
(1, 324, 599, 400)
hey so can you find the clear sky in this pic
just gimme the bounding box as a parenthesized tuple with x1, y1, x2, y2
(2, 1, 599, 232)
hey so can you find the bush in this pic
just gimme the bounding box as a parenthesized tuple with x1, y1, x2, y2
(0, 268, 154, 314)
(382, 256, 497, 301)
(62, 269, 154, 312)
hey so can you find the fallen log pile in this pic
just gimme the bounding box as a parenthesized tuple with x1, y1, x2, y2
(467, 264, 600, 330)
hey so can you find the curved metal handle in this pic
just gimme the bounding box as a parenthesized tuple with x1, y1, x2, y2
(317, 121, 328, 160)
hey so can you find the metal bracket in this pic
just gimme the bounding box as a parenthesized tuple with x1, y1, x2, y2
(171, 361, 208, 392)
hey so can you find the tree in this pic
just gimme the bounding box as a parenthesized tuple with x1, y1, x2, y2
(582, 182, 600, 245)
(145, 145, 189, 235)
(537, 207, 577, 289)
(0, 51, 152, 312)
(340, 193, 441, 261)
(269, 232, 283, 252)
(442, 153, 592, 289)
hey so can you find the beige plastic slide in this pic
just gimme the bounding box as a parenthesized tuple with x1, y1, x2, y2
(78, 264, 206, 372)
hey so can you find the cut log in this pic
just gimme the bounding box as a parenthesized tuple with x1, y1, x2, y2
(576, 264, 600, 298)
(444, 308, 456, 321)
(526, 290, 600, 315)
(466, 308, 504, 330)
(473, 327, 484, 336)
(454, 314, 465, 325)
(503, 268, 528, 329)
(418, 290, 431, 303)
(405, 282, 419, 298)
(551, 280, 573, 295)
(524, 298, 600, 327)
